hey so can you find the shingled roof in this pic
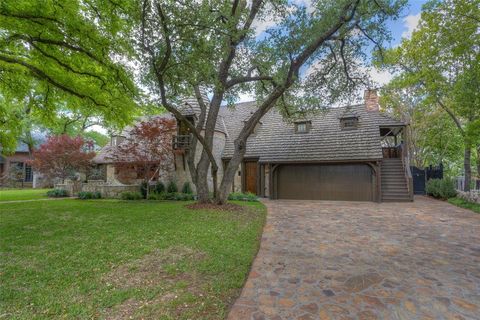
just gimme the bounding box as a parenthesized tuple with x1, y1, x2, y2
(220, 102, 405, 163)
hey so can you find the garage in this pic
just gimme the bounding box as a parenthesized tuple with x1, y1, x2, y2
(274, 163, 374, 201)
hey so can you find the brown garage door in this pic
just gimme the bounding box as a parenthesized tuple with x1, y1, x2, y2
(276, 164, 373, 201)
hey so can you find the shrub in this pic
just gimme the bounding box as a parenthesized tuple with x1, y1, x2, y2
(167, 181, 178, 193)
(181, 182, 193, 194)
(46, 188, 69, 198)
(147, 193, 160, 200)
(140, 181, 148, 199)
(456, 191, 480, 204)
(228, 192, 258, 202)
(426, 178, 457, 199)
(120, 191, 143, 200)
(78, 191, 102, 200)
(155, 181, 165, 194)
(151, 192, 195, 201)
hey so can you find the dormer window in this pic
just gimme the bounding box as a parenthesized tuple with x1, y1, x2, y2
(340, 117, 359, 130)
(295, 121, 311, 133)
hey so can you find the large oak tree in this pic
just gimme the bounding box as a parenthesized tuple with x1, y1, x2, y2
(1, 0, 406, 203)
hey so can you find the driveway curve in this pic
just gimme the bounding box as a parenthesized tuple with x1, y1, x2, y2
(228, 196, 480, 320)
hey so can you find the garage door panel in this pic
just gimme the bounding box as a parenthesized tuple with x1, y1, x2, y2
(276, 164, 373, 201)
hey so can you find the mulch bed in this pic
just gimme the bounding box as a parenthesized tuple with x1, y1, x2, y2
(186, 202, 245, 212)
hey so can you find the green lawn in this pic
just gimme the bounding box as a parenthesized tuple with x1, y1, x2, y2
(0, 188, 52, 202)
(0, 200, 266, 319)
(448, 197, 480, 214)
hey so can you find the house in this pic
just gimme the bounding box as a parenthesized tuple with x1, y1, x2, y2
(0, 142, 34, 188)
(93, 89, 413, 202)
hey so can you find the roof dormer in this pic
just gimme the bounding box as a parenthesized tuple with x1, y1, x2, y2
(339, 108, 359, 130)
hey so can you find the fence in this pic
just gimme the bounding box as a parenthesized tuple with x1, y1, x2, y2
(455, 177, 480, 191)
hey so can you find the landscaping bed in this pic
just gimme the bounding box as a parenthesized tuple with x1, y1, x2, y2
(0, 199, 266, 319)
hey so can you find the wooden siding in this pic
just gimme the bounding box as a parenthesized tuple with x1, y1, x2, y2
(275, 163, 373, 201)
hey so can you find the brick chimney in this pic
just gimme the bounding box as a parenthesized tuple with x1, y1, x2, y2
(364, 89, 379, 112)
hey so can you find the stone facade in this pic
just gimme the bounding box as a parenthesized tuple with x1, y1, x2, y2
(55, 179, 139, 198)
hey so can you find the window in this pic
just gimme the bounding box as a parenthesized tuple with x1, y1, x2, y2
(295, 121, 311, 133)
(340, 117, 359, 129)
(25, 164, 33, 182)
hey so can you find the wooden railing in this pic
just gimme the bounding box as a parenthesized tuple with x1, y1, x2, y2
(172, 134, 192, 150)
(382, 146, 402, 158)
(400, 144, 414, 201)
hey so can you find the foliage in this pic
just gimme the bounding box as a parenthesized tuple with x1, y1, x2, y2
(77, 191, 101, 200)
(120, 191, 143, 200)
(107, 117, 176, 188)
(378, 0, 480, 189)
(30, 135, 95, 181)
(379, 86, 464, 173)
(426, 178, 457, 200)
(228, 192, 259, 202)
(139, 181, 148, 199)
(166, 181, 178, 194)
(1, 0, 405, 203)
(455, 191, 480, 205)
(448, 197, 480, 214)
(155, 181, 165, 194)
(181, 182, 193, 194)
(0, 0, 139, 151)
(0, 200, 266, 318)
(148, 192, 195, 201)
(0, 188, 52, 202)
(46, 188, 69, 198)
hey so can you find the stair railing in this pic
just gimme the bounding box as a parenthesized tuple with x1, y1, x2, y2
(400, 144, 414, 201)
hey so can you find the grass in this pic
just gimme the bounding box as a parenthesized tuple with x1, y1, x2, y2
(448, 197, 480, 214)
(0, 200, 266, 319)
(0, 188, 52, 202)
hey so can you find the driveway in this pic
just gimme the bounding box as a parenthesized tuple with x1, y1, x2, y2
(228, 196, 480, 320)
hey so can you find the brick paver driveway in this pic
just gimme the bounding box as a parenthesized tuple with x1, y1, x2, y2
(228, 196, 480, 320)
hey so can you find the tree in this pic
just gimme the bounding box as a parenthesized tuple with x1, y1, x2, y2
(136, 0, 405, 203)
(380, 84, 464, 173)
(106, 117, 176, 198)
(30, 135, 95, 182)
(379, 0, 480, 191)
(2, 0, 405, 203)
(0, 0, 139, 151)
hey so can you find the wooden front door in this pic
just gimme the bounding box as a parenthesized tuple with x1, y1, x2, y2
(244, 161, 258, 194)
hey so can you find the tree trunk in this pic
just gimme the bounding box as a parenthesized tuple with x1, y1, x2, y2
(216, 144, 244, 204)
(477, 144, 480, 178)
(464, 142, 472, 192)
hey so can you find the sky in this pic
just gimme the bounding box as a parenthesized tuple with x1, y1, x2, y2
(91, 0, 429, 134)
(238, 0, 429, 102)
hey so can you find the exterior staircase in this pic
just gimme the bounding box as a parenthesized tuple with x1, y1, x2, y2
(381, 158, 411, 202)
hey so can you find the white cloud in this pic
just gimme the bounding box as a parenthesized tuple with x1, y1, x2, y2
(401, 13, 421, 39)
(369, 67, 394, 86)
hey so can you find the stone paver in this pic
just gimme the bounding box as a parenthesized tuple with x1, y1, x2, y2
(228, 196, 480, 320)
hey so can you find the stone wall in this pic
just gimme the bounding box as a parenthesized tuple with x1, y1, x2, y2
(55, 180, 139, 198)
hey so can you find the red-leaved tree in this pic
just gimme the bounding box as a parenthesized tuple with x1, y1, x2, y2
(107, 117, 176, 196)
(30, 135, 96, 182)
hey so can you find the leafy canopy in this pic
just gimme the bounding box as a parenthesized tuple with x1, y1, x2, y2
(0, 0, 140, 152)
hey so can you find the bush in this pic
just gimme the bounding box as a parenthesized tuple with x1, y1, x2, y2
(46, 188, 69, 198)
(228, 192, 258, 202)
(426, 178, 457, 199)
(120, 191, 143, 200)
(167, 181, 178, 193)
(78, 191, 101, 200)
(181, 182, 193, 194)
(155, 181, 166, 194)
(140, 181, 148, 199)
(150, 192, 195, 201)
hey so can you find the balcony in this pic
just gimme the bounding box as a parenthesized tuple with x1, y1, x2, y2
(172, 134, 192, 150)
